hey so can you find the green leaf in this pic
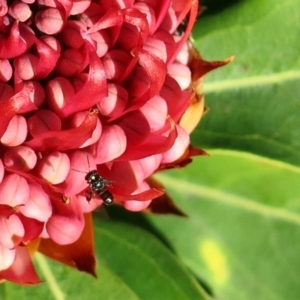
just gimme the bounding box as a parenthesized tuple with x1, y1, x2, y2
(1, 254, 140, 300)
(192, 0, 300, 166)
(149, 152, 300, 300)
(93, 219, 210, 300)
(1, 220, 210, 300)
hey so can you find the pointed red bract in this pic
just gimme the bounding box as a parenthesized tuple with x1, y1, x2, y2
(146, 178, 187, 216)
(189, 48, 234, 80)
(116, 188, 164, 202)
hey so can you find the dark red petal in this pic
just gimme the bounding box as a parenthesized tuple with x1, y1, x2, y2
(0, 22, 35, 59)
(160, 75, 191, 122)
(0, 204, 17, 218)
(62, 20, 85, 49)
(116, 188, 164, 202)
(102, 161, 139, 195)
(28, 109, 62, 137)
(86, 10, 122, 47)
(97, 161, 164, 202)
(118, 110, 150, 145)
(153, 30, 177, 61)
(122, 8, 149, 42)
(132, 48, 167, 100)
(0, 85, 37, 137)
(38, 213, 96, 276)
(117, 117, 177, 160)
(24, 110, 98, 151)
(59, 51, 107, 118)
(18, 214, 44, 243)
(145, 178, 187, 216)
(86, 8, 123, 34)
(116, 22, 141, 52)
(0, 246, 41, 285)
(152, 0, 171, 31)
(33, 38, 61, 78)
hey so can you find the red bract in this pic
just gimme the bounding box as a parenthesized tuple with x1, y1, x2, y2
(0, 0, 228, 284)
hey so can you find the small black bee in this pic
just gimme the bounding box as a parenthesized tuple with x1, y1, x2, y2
(175, 18, 187, 36)
(85, 170, 114, 205)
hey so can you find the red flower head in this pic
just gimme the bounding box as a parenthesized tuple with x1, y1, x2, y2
(0, 0, 228, 284)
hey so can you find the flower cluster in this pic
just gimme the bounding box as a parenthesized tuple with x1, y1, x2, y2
(0, 0, 205, 284)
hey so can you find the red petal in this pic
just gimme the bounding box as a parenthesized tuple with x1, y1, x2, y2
(104, 161, 139, 195)
(0, 246, 41, 285)
(0, 85, 37, 137)
(160, 75, 191, 122)
(86, 9, 123, 34)
(0, 22, 35, 59)
(24, 110, 98, 151)
(116, 188, 164, 202)
(59, 51, 107, 118)
(132, 48, 167, 100)
(152, 0, 171, 31)
(0, 204, 16, 218)
(122, 8, 149, 42)
(118, 110, 150, 146)
(18, 214, 44, 243)
(33, 38, 61, 78)
(118, 117, 177, 160)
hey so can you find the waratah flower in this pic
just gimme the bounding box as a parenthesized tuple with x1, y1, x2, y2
(0, 0, 230, 284)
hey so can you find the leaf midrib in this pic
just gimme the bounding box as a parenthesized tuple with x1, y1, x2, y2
(156, 152, 300, 226)
(202, 70, 300, 93)
(35, 253, 65, 300)
(97, 228, 204, 300)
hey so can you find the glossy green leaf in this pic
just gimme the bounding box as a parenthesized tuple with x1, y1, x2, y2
(149, 151, 300, 300)
(93, 219, 210, 300)
(0, 221, 210, 300)
(192, 0, 300, 166)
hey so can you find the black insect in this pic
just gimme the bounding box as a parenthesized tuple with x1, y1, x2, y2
(175, 18, 187, 36)
(85, 170, 114, 205)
